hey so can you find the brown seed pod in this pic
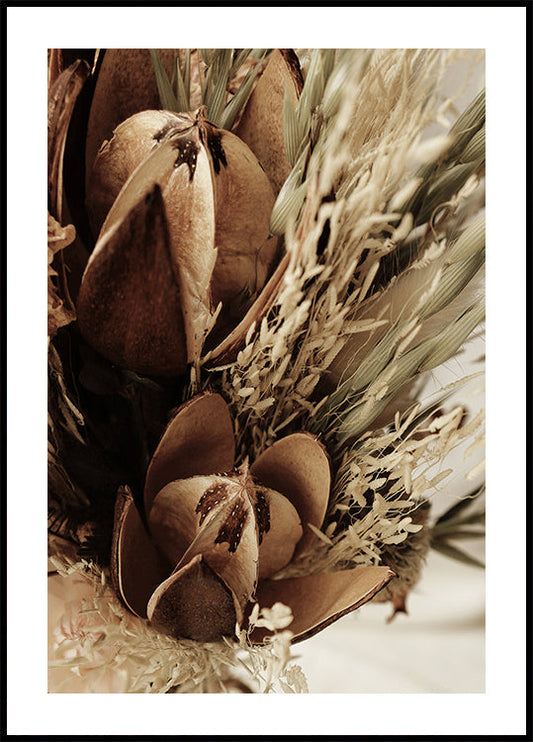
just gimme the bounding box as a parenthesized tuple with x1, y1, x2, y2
(110, 393, 394, 643)
(234, 49, 303, 195)
(79, 108, 279, 376)
(85, 49, 178, 178)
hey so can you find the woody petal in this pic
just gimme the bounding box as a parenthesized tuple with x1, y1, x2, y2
(96, 118, 218, 367)
(148, 475, 233, 567)
(250, 432, 330, 555)
(110, 486, 170, 619)
(147, 554, 238, 642)
(144, 393, 235, 514)
(175, 489, 259, 623)
(252, 486, 303, 578)
(253, 566, 394, 644)
(77, 184, 188, 377)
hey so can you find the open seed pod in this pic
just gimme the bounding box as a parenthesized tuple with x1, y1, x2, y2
(78, 107, 280, 376)
(110, 392, 393, 643)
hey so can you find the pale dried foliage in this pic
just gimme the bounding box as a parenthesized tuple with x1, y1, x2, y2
(48, 551, 306, 694)
(287, 385, 484, 577)
(214, 50, 483, 445)
(209, 48, 484, 576)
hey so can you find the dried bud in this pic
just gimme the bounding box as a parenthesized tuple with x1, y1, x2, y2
(234, 49, 303, 195)
(78, 108, 279, 376)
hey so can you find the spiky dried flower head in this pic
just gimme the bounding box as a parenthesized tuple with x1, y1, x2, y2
(370, 500, 431, 619)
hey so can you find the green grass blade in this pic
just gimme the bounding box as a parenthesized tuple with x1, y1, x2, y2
(448, 214, 485, 263)
(431, 539, 485, 568)
(420, 249, 484, 319)
(418, 300, 485, 372)
(219, 54, 265, 131)
(150, 49, 179, 112)
(434, 484, 485, 526)
(446, 88, 485, 162)
(173, 54, 190, 112)
(283, 79, 300, 167)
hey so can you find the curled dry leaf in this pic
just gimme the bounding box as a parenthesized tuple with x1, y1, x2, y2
(79, 108, 280, 376)
(48, 58, 91, 222)
(110, 392, 393, 643)
(48, 214, 77, 337)
(48, 57, 92, 318)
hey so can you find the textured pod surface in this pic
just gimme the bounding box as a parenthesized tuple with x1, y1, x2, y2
(81, 109, 279, 375)
(85, 49, 178, 178)
(235, 49, 303, 194)
(109, 392, 394, 643)
(147, 555, 238, 642)
(77, 184, 189, 376)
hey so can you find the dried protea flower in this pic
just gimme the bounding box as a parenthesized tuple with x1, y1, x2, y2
(111, 392, 393, 642)
(78, 107, 279, 376)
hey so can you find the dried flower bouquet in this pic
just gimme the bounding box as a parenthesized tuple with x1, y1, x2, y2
(48, 48, 485, 693)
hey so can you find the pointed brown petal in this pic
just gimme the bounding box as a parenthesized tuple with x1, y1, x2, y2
(250, 432, 330, 555)
(252, 486, 303, 579)
(209, 130, 278, 309)
(148, 475, 233, 568)
(144, 392, 235, 513)
(163, 136, 217, 364)
(147, 554, 238, 642)
(176, 490, 259, 621)
(252, 566, 394, 644)
(77, 184, 188, 377)
(86, 109, 181, 237)
(110, 486, 170, 619)
(234, 49, 303, 195)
